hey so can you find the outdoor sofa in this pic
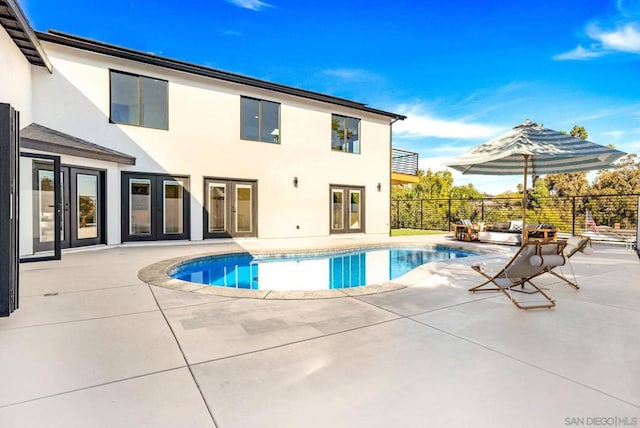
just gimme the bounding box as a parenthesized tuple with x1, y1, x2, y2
(476, 221, 556, 246)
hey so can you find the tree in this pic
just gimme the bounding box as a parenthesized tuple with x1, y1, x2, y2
(391, 169, 483, 229)
(592, 154, 640, 195)
(568, 125, 588, 140)
(589, 154, 640, 227)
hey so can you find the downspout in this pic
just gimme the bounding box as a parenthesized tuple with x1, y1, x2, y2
(389, 116, 402, 236)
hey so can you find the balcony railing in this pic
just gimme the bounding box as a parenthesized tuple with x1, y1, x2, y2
(392, 148, 418, 176)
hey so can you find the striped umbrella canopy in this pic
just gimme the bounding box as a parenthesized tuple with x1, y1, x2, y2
(446, 119, 627, 243)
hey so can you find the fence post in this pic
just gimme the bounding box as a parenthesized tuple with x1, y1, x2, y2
(481, 199, 485, 222)
(572, 197, 576, 236)
(448, 198, 451, 231)
(636, 196, 639, 251)
(420, 200, 424, 230)
(396, 201, 400, 228)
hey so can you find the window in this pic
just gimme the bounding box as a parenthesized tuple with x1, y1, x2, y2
(110, 70, 168, 129)
(241, 96, 280, 143)
(331, 114, 360, 154)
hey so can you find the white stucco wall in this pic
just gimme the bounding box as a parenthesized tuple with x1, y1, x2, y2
(31, 42, 393, 241)
(0, 25, 33, 126)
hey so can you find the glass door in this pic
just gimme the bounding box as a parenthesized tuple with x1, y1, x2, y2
(70, 168, 103, 247)
(203, 178, 257, 238)
(330, 185, 365, 234)
(20, 154, 62, 262)
(122, 172, 190, 242)
(129, 178, 152, 237)
(348, 189, 362, 232)
(204, 181, 228, 237)
(233, 182, 254, 237)
(161, 179, 185, 238)
(331, 188, 345, 233)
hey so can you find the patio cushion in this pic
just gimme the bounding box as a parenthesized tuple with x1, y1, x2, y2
(509, 221, 523, 232)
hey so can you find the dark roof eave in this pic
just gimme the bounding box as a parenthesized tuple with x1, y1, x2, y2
(2, 0, 52, 71)
(36, 30, 406, 121)
(21, 137, 136, 165)
(20, 123, 136, 165)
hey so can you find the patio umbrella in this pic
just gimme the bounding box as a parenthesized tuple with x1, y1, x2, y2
(445, 119, 627, 244)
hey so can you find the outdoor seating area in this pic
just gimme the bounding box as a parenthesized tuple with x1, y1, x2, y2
(454, 220, 558, 246)
(0, 235, 639, 427)
(476, 220, 523, 245)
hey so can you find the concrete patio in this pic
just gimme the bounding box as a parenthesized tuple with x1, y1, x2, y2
(1, 235, 639, 427)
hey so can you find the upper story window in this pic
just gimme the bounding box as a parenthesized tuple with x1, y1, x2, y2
(331, 114, 360, 154)
(110, 70, 168, 130)
(241, 96, 280, 143)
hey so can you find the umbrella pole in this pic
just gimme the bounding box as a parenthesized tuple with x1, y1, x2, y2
(521, 155, 529, 245)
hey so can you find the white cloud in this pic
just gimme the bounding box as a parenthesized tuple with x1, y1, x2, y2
(225, 0, 272, 11)
(555, 5, 640, 60)
(393, 104, 502, 139)
(321, 68, 384, 83)
(589, 22, 640, 53)
(221, 29, 242, 36)
(602, 130, 624, 138)
(554, 45, 607, 60)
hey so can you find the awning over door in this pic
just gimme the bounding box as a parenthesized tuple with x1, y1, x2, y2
(20, 123, 136, 165)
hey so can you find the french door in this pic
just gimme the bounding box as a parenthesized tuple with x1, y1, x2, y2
(204, 178, 257, 238)
(60, 167, 104, 248)
(330, 185, 365, 234)
(21, 154, 62, 261)
(122, 172, 190, 242)
(27, 161, 105, 257)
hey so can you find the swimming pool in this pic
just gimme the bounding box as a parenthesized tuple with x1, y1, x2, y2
(169, 246, 476, 291)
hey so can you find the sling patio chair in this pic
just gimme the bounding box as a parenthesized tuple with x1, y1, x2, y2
(547, 235, 593, 290)
(469, 241, 567, 310)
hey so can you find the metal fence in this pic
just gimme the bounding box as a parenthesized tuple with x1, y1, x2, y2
(392, 194, 640, 245)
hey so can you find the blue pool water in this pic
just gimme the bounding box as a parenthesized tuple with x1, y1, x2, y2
(169, 246, 476, 291)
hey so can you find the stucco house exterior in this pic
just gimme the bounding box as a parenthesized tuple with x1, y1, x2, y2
(1, 0, 417, 261)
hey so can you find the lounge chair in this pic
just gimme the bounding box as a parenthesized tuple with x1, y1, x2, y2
(547, 235, 592, 290)
(469, 241, 567, 310)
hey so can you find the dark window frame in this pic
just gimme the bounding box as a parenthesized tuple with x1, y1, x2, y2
(109, 69, 169, 130)
(240, 96, 281, 144)
(121, 172, 190, 242)
(331, 114, 361, 154)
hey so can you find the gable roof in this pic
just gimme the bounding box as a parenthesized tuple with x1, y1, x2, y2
(0, 0, 51, 71)
(21, 123, 136, 165)
(36, 30, 406, 121)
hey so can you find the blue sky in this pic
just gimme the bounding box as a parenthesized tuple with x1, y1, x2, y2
(21, 0, 640, 194)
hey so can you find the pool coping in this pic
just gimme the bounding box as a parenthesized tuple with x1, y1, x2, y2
(137, 240, 493, 300)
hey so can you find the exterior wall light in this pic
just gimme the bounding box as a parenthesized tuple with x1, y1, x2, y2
(293, 177, 298, 188)
(377, 182, 381, 192)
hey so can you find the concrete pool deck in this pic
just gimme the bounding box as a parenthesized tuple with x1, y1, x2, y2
(1, 235, 639, 427)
